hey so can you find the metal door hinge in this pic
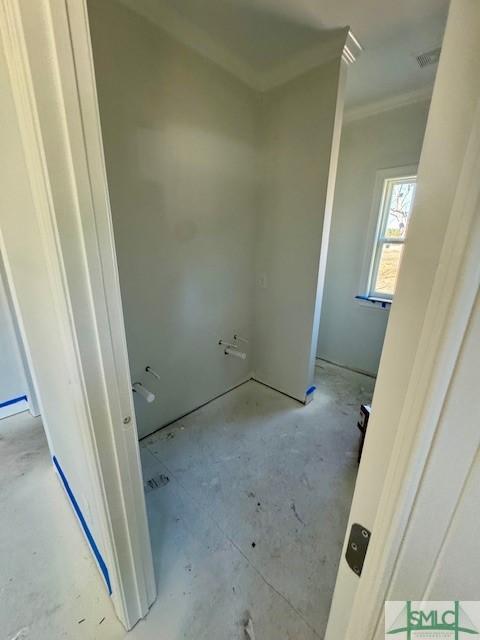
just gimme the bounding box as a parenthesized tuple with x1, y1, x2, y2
(345, 523, 371, 577)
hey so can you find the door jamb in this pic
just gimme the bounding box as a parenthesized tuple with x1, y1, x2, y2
(0, 0, 156, 629)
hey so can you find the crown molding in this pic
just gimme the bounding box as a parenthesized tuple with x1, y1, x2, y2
(255, 27, 357, 92)
(344, 85, 434, 124)
(118, 0, 256, 87)
(118, 0, 360, 92)
(342, 30, 362, 65)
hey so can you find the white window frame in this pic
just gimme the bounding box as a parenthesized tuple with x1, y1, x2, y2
(358, 165, 418, 306)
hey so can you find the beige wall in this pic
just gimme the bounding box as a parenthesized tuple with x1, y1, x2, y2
(317, 100, 430, 376)
(89, 0, 258, 436)
(254, 60, 346, 399)
(89, 0, 347, 433)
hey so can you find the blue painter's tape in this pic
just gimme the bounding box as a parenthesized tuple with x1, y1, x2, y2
(0, 394, 27, 409)
(306, 386, 316, 396)
(52, 455, 112, 595)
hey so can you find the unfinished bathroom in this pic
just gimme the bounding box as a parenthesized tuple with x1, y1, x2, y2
(0, 0, 448, 637)
(81, 0, 371, 635)
(81, 0, 441, 635)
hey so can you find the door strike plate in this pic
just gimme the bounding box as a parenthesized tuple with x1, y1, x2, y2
(345, 523, 371, 577)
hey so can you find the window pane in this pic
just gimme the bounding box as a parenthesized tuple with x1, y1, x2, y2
(373, 243, 404, 296)
(384, 181, 416, 239)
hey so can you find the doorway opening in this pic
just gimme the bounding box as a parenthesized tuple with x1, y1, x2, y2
(0, 0, 453, 636)
(82, 0, 443, 636)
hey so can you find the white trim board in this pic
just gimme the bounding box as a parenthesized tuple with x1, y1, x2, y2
(0, 399, 28, 420)
(344, 85, 433, 124)
(0, 0, 156, 629)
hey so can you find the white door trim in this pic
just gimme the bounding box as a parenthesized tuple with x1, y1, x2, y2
(344, 99, 480, 639)
(0, 0, 155, 629)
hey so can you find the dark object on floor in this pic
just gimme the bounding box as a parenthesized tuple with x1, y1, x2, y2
(144, 473, 169, 493)
(357, 404, 371, 463)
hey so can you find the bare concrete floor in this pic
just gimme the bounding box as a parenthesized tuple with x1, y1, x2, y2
(0, 411, 124, 640)
(0, 362, 374, 639)
(134, 361, 374, 639)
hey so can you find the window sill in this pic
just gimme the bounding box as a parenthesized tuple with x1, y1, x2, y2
(355, 295, 392, 309)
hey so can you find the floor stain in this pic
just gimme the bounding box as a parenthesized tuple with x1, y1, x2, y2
(144, 473, 169, 493)
(290, 502, 305, 526)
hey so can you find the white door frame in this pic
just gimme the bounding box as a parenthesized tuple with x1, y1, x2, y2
(3, 0, 479, 636)
(0, 0, 155, 629)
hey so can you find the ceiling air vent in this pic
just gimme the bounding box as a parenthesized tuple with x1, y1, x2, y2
(416, 47, 441, 68)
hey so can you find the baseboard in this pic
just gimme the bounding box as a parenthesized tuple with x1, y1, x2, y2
(0, 395, 29, 420)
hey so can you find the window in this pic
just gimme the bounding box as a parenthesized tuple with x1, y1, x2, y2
(367, 173, 417, 300)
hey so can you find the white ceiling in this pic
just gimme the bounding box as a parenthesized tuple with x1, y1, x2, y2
(344, 2, 449, 108)
(119, 0, 450, 107)
(153, 0, 342, 70)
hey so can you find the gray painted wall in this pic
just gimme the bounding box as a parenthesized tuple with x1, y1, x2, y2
(89, 0, 346, 436)
(254, 60, 345, 400)
(317, 100, 430, 376)
(89, 0, 257, 436)
(0, 253, 28, 416)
